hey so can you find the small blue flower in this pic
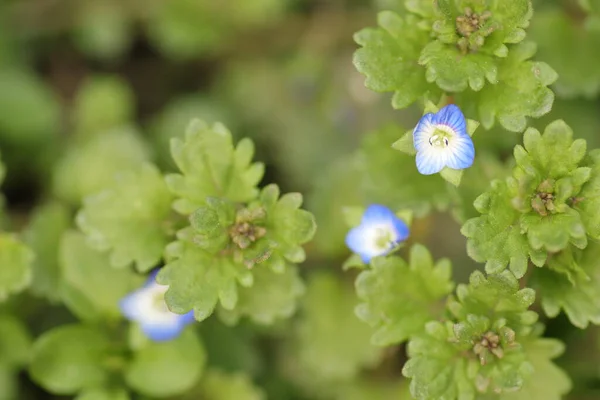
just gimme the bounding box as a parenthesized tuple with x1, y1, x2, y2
(120, 270, 195, 342)
(413, 104, 475, 175)
(345, 204, 410, 263)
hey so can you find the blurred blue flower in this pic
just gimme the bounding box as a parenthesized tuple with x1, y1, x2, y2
(120, 270, 195, 341)
(345, 204, 409, 263)
(413, 104, 475, 175)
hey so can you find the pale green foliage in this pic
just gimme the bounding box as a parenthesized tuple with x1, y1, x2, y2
(0, 314, 32, 368)
(72, 75, 135, 135)
(463, 120, 598, 278)
(353, 12, 439, 109)
(29, 324, 110, 395)
(355, 244, 454, 345)
(23, 202, 70, 301)
(0, 233, 34, 301)
(284, 272, 382, 388)
(125, 329, 205, 397)
(77, 163, 174, 272)
(531, 242, 600, 328)
(59, 231, 143, 322)
(166, 119, 264, 214)
(75, 388, 130, 400)
(197, 369, 266, 400)
(219, 265, 305, 325)
(53, 127, 150, 204)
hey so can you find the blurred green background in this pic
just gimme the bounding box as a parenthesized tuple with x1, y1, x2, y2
(1, 0, 600, 399)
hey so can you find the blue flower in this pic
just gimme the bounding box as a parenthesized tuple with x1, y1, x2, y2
(120, 270, 195, 342)
(345, 204, 410, 263)
(413, 104, 475, 175)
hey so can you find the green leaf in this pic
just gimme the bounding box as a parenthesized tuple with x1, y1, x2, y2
(218, 265, 305, 325)
(501, 329, 571, 400)
(197, 369, 265, 400)
(158, 240, 250, 321)
(531, 242, 600, 328)
(75, 387, 130, 400)
(574, 150, 600, 240)
(53, 127, 150, 204)
(72, 75, 135, 136)
(461, 180, 537, 279)
(355, 244, 454, 345)
(403, 318, 532, 399)
(353, 12, 440, 109)
(439, 167, 463, 187)
(166, 120, 264, 214)
(0, 233, 34, 301)
(458, 42, 556, 132)
(288, 272, 381, 383)
(23, 202, 70, 301)
(77, 163, 174, 272)
(125, 329, 205, 397)
(447, 270, 538, 334)
(59, 231, 143, 322)
(0, 314, 32, 368)
(29, 324, 110, 395)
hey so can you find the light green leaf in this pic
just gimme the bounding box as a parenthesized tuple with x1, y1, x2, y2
(59, 231, 143, 322)
(0, 233, 34, 301)
(29, 324, 110, 395)
(196, 369, 266, 400)
(355, 244, 454, 345)
(166, 120, 264, 214)
(77, 163, 174, 272)
(23, 202, 70, 301)
(353, 12, 440, 109)
(75, 387, 130, 400)
(125, 329, 205, 397)
(219, 265, 305, 325)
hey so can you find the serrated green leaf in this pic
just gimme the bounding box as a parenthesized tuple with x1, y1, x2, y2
(59, 231, 143, 322)
(159, 240, 249, 321)
(0, 314, 32, 368)
(0, 233, 34, 301)
(72, 75, 135, 136)
(125, 329, 205, 397)
(196, 369, 265, 400)
(23, 202, 70, 301)
(355, 245, 454, 345)
(166, 120, 264, 214)
(353, 12, 440, 109)
(501, 331, 571, 400)
(574, 150, 600, 239)
(288, 272, 381, 383)
(53, 127, 150, 204)
(532, 242, 600, 328)
(218, 265, 304, 325)
(458, 42, 556, 132)
(77, 163, 174, 272)
(29, 324, 110, 395)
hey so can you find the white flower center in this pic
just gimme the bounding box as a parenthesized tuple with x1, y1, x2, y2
(136, 284, 178, 324)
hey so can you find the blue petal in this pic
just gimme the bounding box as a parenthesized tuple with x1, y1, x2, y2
(140, 320, 186, 342)
(391, 218, 410, 243)
(345, 226, 374, 263)
(413, 113, 436, 152)
(120, 292, 143, 321)
(434, 104, 467, 136)
(179, 311, 196, 325)
(145, 269, 161, 287)
(362, 204, 398, 225)
(445, 135, 475, 170)
(416, 147, 446, 175)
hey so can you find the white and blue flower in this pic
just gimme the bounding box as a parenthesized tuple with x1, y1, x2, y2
(413, 104, 475, 175)
(345, 204, 410, 263)
(120, 270, 195, 342)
